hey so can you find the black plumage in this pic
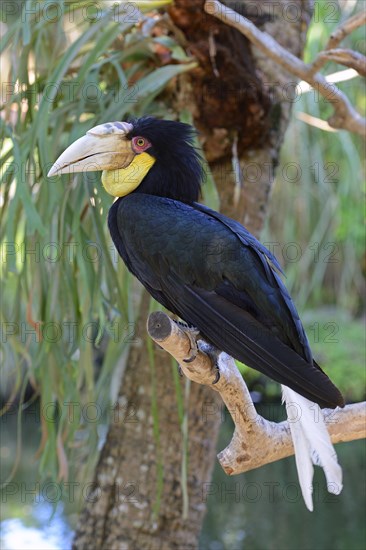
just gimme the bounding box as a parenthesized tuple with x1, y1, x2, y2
(108, 117, 344, 409)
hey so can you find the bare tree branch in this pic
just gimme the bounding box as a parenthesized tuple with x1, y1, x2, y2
(147, 311, 366, 476)
(310, 11, 366, 74)
(204, 1, 366, 137)
(326, 11, 366, 50)
(311, 49, 366, 77)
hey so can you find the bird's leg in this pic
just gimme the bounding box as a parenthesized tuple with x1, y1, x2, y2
(212, 363, 220, 384)
(207, 348, 221, 384)
(173, 320, 220, 383)
(183, 328, 200, 364)
(173, 320, 200, 364)
(183, 331, 199, 364)
(198, 341, 221, 384)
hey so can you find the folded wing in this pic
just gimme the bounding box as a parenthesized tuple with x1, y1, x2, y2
(109, 194, 344, 408)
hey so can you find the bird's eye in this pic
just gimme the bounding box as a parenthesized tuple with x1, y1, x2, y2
(132, 136, 151, 153)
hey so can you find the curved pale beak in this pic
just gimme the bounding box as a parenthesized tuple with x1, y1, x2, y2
(47, 121, 135, 177)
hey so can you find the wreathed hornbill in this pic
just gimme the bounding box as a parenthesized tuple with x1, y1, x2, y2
(49, 117, 344, 510)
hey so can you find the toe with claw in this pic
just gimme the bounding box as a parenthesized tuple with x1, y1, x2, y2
(173, 320, 200, 364)
(212, 362, 220, 384)
(183, 329, 200, 363)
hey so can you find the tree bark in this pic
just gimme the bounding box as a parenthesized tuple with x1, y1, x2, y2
(73, 1, 313, 548)
(146, 312, 366, 476)
(73, 293, 222, 549)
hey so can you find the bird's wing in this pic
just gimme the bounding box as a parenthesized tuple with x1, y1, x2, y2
(194, 202, 312, 361)
(110, 194, 344, 408)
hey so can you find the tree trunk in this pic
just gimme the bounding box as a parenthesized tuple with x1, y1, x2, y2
(73, 1, 313, 548)
(74, 292, 222, 549)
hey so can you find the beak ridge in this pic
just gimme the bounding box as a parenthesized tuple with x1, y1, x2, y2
(47, 121, 135, 177)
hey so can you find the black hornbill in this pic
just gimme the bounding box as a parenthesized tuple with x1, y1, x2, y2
(49, 116, 343, 408)
(49, 117, 344, 509)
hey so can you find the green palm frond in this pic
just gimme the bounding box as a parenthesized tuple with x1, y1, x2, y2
(1, 0, 196, 481)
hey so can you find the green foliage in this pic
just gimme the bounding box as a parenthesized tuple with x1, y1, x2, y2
(0, 0, 197, 481)
(260, 1, 365, 401)
(262, 1, 365, 313)
(303, 309, 366, 403)
(1, 0, 364, 488)
(238, 308, 366, 403)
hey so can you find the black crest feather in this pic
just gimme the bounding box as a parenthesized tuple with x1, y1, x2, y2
(127, 116, 203, 203)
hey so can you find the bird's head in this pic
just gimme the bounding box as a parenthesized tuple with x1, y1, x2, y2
(48, 117, 203, 203)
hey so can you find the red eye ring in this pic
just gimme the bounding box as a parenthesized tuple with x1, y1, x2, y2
(132, 136, 151, 153)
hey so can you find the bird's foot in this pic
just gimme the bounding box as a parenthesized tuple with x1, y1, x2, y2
(212, 362, 220, 384)
(204, 346, 221, 384)
(183, 329, 200, 363)
(173, 320, 200, 364)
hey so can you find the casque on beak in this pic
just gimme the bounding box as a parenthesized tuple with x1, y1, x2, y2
(47, 121, 135, 177)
